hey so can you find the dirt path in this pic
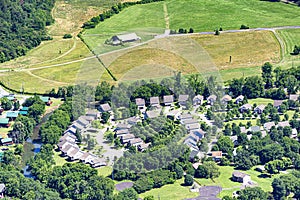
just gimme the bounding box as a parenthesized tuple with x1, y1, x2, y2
(163, 2, 170, 29)
(271, 30, 285, 62)
(25, 71, 68, 85)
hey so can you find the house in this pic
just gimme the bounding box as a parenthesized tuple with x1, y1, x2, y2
(135, 98, 146, 110)
(121, 134, 135, 144)
(264, 122, 276, 131)
(274, 100, 283, 109)
(232, 171, 251, 184)
(71, 122, 84, 131)
(19, 106, 28, 115)
(6, 111, 19, 121)
(115, 129, 129, 138)
(128, 138, 144, 147)
(163, 95, 174, 106)
(0, 183, 5, 197)
(66, 147, 80, 160)
(235, 95, 244, 104)
(80, 152, 91, 163)
(193, 95, 204, 106)
(207, 95, 217, 105)
(221, 95, 232, 104)
(239, 104, 252, 113)
(99, 103, 112, 113)
(76, 116, 90, 128)
(289, 94, 299, 101)
(182, 119, 198, 125)
(0, 118, 10, 128)
(115, 123, 132, 130)
(167, 109, 181, 120)
(189, 149, 200, 160)
(179, 113, 193, 121)
(186, 134, 201, 143)
(185, 123, 200, 131)
(65, 127, 77, 135)
(277, 121, 290, 128)
(184, 138, 198, 149)
(254, 105, 266, 114)
(240, 126, 247, 134)
(250, 126, 260, 133)
(86, 110, 100, 119)
(1, 138, 13, 146)
(211, 151, 223, 161)
(40, 96, 52, 106)
(60, 133, 77, 143)
(138, 143, 150, 152)
(178, 95, 189, 107)
(111, 33, 141, 45)
(91, 157, 107, 168)
(230, 135, 238, 146)
(145, 110, 160, 119)
(126, 116, 141, 125)
(150, 96, 160, 108)
(69, 150, 84, 161)
(58, 140, 78, 151)
(190, 129, 205, 139)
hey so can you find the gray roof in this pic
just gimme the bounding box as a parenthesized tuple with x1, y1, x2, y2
(150, 96, 160, 105)
(255, 104, 266, 111)
(121, 134, 135, 140)
(145, 110, 160, 119)
(274, 100, 283, 107)
(99, 103, 111, 112)
(0, 183, 5, 193)
(221, 95, 232, 102)
(182, 119, 198, 125)
(115, 129, 129, 136)
(135, 98, 145, 106)
(264, 122, 276, 130)
(178, 94, 189, 102)
(116, 33, 140, 42)
(163, 95, 174, 104)
(185, 123, 200, 130)
(193, 95, 204, 102)
(207, 95, 217, 101)
(116, 123, 132, 130)
(235, 95, 244, 102)
(240, 103, 252, 110)
(129, 138, 143, 145)
(277, 121, 290, 127)
(250, 126, 260, 132)
(180, 113, 193, 120)
(232, 171, 249, 178)
(289, 94, 299, 101)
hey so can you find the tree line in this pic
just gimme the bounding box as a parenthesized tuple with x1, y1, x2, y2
(0, 0, 55, 63)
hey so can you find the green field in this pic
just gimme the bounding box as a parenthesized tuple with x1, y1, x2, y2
(139, 178, 198, 200)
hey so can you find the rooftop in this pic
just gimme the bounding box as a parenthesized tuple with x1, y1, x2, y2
(150, 96, 160, 105)
(0, 118, 9, 124)
(116, 33, 140, 42)
(232, 171, 249, 178)
(6, 111, 19, 118)
(99, 103, 111, 112)
(178, 94, 189, 102)
(135, 98, 145, 106)
(163, 95, 174, 104)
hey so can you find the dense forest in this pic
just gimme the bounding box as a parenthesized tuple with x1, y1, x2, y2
(0, 0, 55, 63)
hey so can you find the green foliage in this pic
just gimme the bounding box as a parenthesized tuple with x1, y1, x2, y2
(216, 136, 234, 154)
(0, 97, 12, 110)
(240, 24, 249, 29)
(0, 0, 55, 63)
(10, 115, 35, 143)
(101, 112, 111, 124)
(184, 174, 194, 186)
(63, 34, 72, 39)
(114, 188, 138, 200)
(292, 45, 300, 55)
(238, 187, 268, 200)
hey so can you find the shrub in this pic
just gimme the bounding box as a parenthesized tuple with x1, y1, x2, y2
(63, 34, 72, 39)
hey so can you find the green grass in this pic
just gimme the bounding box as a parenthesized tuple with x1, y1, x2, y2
(139, 178, 198, 200)
(53, 151, 68, 166)
(167, 0, 300, 31)
(97, 166, 113, 177)
(248, 98, 274, 105)
(278, 29, 300, 57)
(225, 119, 258, 127)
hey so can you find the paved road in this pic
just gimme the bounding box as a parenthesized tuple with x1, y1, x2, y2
(95, 128, 124, 165)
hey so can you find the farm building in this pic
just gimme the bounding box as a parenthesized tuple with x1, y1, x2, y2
(111, 33, 141, 45)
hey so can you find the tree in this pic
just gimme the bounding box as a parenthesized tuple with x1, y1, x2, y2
(101, 112, 111, 123)
(203, 161, 220, 180)
(238, 187, 268, 200)
(234, 149, 254, 170)
(114, 188, 138, 200)
(262, 62, 273, 89)
(194, 165, 208, 178)
(272, 178, 286, 200)
(265, 160, 284, 174)
(242, 76, 264, 98)
(0, 97, 12, 110)
(259, 144, 284, 164)
(144, 196, 155, 200)
(216, 136, 234, 154)
(63, 34, 72, 39)
(184, 174, 194, 186)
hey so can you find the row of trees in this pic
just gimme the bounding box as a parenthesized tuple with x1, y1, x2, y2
(0, 0, 55, 63)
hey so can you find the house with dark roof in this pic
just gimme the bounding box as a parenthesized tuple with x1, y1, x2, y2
(190, 129, 205, 139)
(254, 104, 266, 114)
(178, 94, 189, 107)
(163, 95, 174, 106)
(135, 98, 146, 110)
(150, 96, 160, 108)
(239, 104, 252, 113)
(99, 103, 112, 113)
(207, 95, 217, 105)
(235, 95, 244, 104)
(193, 95, 204, 106)
(232, 171, 251, 184)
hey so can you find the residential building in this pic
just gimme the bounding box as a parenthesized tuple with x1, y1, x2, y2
(239, 104, 252, 113)
(178, 94, 189, 107)
(145, 110, 160, 119)
(135, 98, 146, 109)
(289, 94, 299, 101)
(0, 118, 10, 128)
(254, 105, 266, 114)
(207, 95, 217, 105)
(277, 121, 290, 128)
(179, 113, 193, 121)
(193, 95, 204, 106)
(121, 134, 135, 144)
(40, 96, 52, 106)
(138, 143, 150, 152)
(99, 103, 112, 113)
(128, 138, 144, 147)
(1, 138, 13, 146)
(185, 123, 200, 131)
(211, 151, 223, 161)
(232, 171, 251, 184)
(167, 109, 181, 120)
(163, 95, 174, 106)
(235, 95, 244, 104)
(274, 100, 283, 109)
(150, 96, 160, 107)
(264, 122, 276, 131)
(221, 95, 232, 104)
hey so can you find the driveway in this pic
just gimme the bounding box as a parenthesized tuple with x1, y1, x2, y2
(95, 128, 124, 165)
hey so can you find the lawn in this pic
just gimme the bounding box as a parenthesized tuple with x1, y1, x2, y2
(195, 166, 283, 198)
(248, 98, 274, 105)
(97, 166, 113, 177)
(53, 151, 68, 166)
(139, 178, 198, 200)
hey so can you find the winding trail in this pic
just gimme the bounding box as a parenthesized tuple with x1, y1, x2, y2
(25, 71, 68, 85)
